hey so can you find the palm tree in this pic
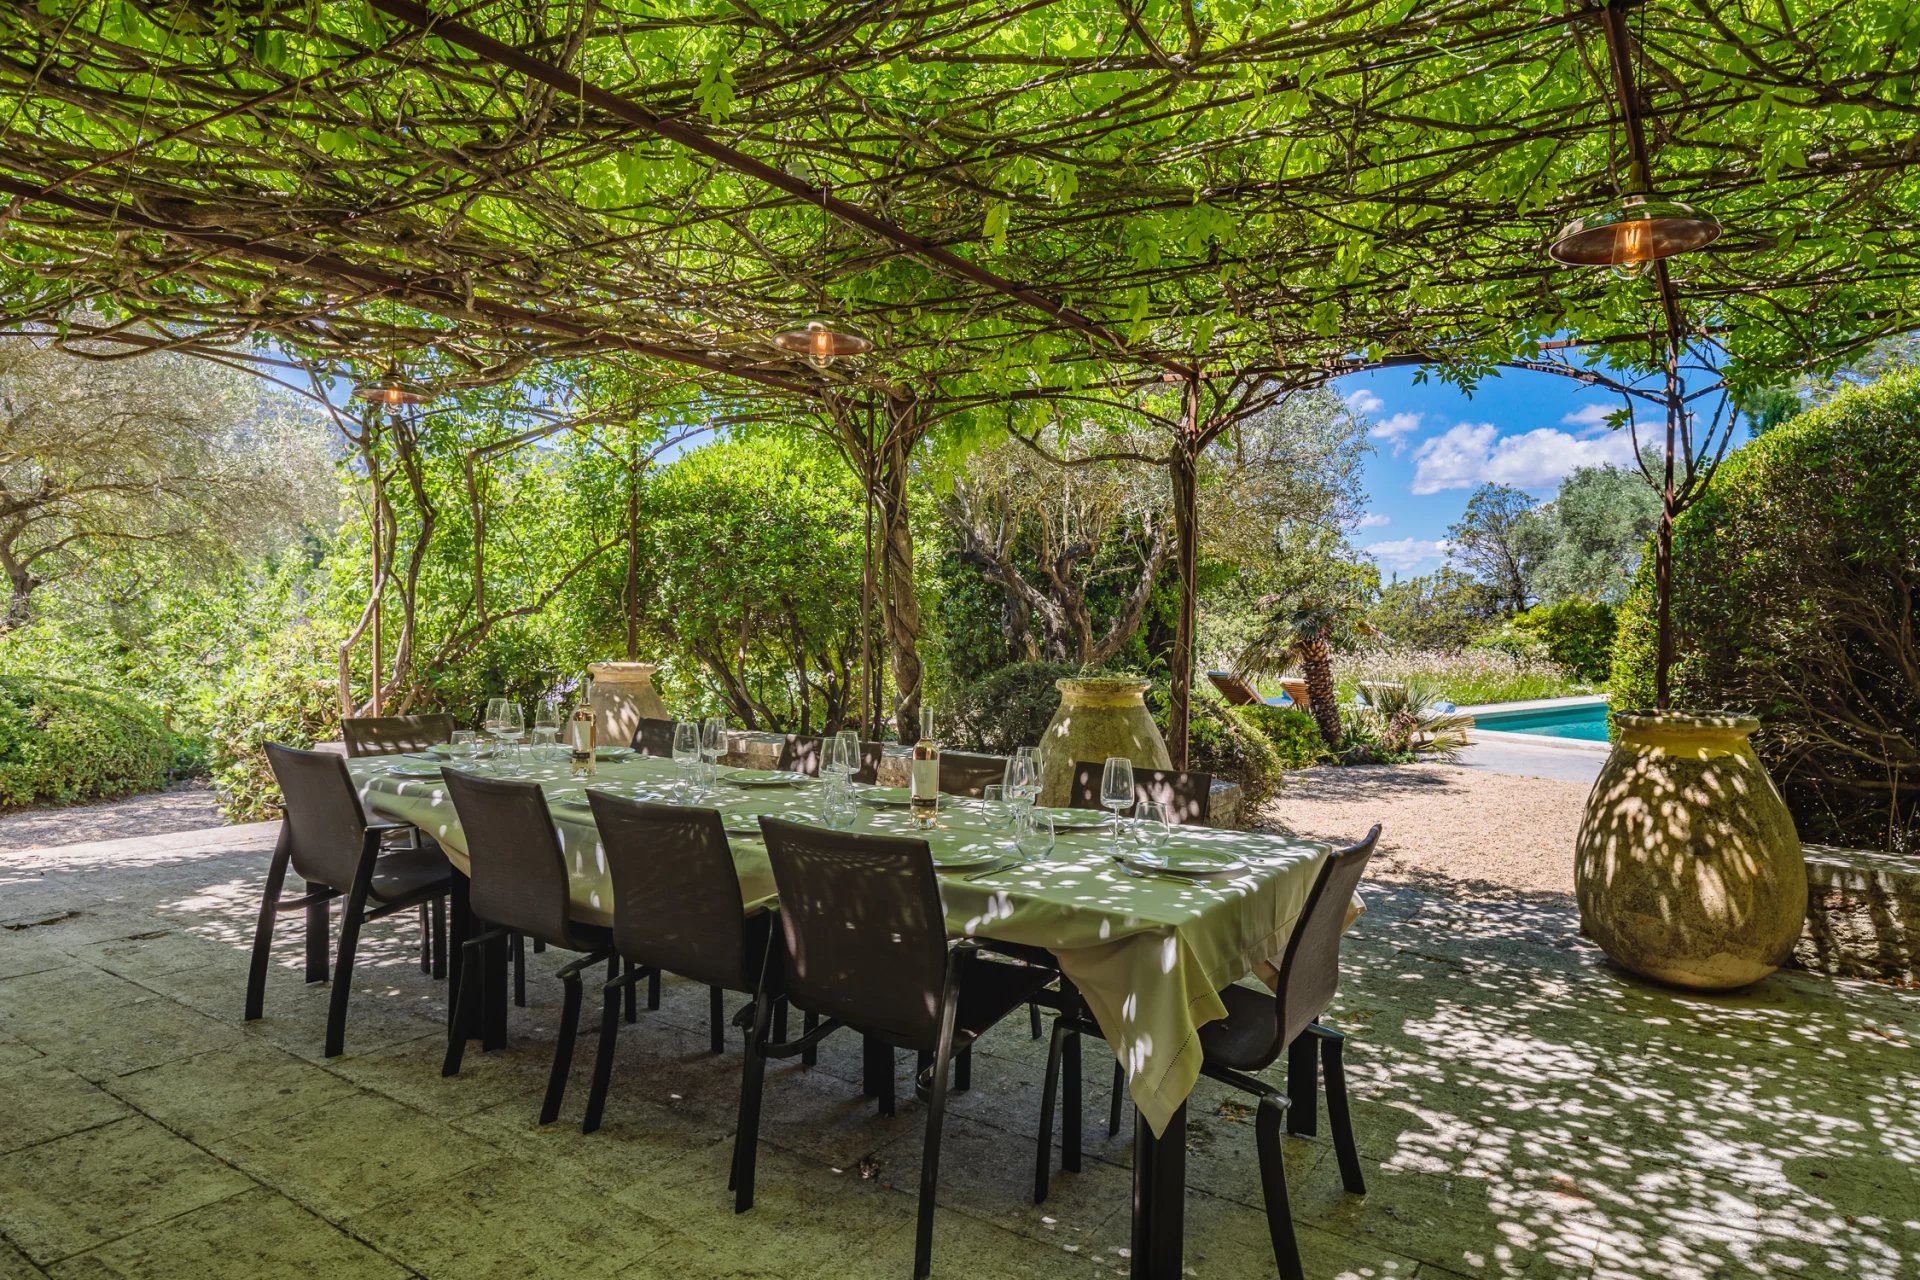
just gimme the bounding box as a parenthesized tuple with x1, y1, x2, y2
(1238, 581, 1372, 748)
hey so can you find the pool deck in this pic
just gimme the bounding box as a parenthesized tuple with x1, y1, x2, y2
(1453, 697, 1609, 784)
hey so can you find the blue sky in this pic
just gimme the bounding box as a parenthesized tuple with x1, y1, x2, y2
(1330, 364, 1657, 580)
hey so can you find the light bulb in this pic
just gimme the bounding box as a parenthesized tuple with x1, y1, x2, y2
(1616, 218, 1652, 265)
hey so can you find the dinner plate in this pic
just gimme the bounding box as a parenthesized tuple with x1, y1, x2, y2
(386, 765, 445, 780)
(427, 745, 497, 760)
(1121, 849, 1246, 876)
(930, 843, 1003, 871)
(724, 769, 809, 788)
(1037, 807, 1107, 832)
(858, 787, 913, 807)
(596, 746, 635, 761)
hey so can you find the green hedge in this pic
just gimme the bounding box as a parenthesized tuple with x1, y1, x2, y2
(1506, 598, 1616, 683)
(0, 677, 172, 808)
(1613, 371, 1920, 853)
(1237, 703, 1330, 769)
(1149, 683, 1284, 815)
(940, 660, 1073, 755)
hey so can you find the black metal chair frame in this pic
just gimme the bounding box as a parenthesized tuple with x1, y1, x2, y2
(1033, 826, 1380, 1280)
(734, 817, 1055, 1280)
(247, 744, 450, 1059)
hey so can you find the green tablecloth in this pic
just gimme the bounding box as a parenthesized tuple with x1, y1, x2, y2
(351, 752, 1353, 1136)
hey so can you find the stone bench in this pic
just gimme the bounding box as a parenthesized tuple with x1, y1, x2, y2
(724, 731, 1248, 830)
(1794, 843, 1919, 985)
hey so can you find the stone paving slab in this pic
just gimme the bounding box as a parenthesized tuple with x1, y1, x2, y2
(1, 829, 1916, 1277)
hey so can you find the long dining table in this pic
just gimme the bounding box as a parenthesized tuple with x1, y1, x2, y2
(351, 747, 1356, 1279)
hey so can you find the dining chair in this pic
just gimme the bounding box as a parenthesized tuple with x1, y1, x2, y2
(937, 750, 1009, 798)
(341, 714, 457, 758)
(1068, 760, 1213, 826)
(1037, 826, 1381, 1280)
(630, 716, 678, 758)
(737, 818, 1056, 1280)
(250, 743, 452, 1057)
(440, 769, 617, 1125)
(776, 733, 883, 784)
(579, 793, 782, 1134)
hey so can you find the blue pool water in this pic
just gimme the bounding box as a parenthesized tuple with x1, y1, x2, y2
(1473, 701, 1610, 741)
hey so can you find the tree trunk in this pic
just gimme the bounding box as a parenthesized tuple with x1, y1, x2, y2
(1299, 635, 1342, 747)
(0, 542, 35, 631)
(878, 392, 925, 742)
(1166, 396, 1202, 769)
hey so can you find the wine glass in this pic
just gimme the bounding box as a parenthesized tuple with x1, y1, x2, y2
(1003, 754, 1038, 807)
(532, 702, 561, 750)
(818, 733, 850, 785)
(701, 715, 726, 782)
(834, 729, 861, 781)
(982, 783, 1016, 839)
(1100, 756, 1135, 849)
(672, 720, 702, 793)
(450, 729, 477, 761)
(1135, 800, 1173, 857)
(496, 703, 526, 770)
(483, 696, 507, 750)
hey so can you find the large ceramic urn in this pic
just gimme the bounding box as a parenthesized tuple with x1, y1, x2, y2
(1037, 677, 1171, 807)
(587, 662, 668, 748)
(1574, 711, 1806, 991)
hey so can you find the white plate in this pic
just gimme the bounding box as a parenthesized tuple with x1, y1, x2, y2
(930, 843, 1003, 871)
(1122, 849, 1246, 877)
(724, 770, 809, 788)
(858, 787, 912, 807)
(386, 765, 445, 780)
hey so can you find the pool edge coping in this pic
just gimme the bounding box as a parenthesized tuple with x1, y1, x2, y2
(1457, 694, 1613, 755)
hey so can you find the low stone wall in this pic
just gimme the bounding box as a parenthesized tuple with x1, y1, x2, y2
(724, 731, 1247, 830)
(1794, 843, 1919, 985)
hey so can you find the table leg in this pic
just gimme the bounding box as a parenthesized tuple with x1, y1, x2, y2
(1130, 1103, 1186, 1279)
(304, 882, 329, 983)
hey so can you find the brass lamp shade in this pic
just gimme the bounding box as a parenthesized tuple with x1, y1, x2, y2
(351, 374, 432, 407)
(1548, 195, 1721, 267)
(771, 320, 873, 369)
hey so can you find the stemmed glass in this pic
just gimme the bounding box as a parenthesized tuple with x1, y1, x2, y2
(819, 733, 851, 785)
(1100, 756, 1135, 850)
(700, 715, 726, 784)
(1003, 753, 1039, 808)
(833, 729, 861, 782)
(531, 702, 561, 751)
(483, 697, 507, 754)
(496, 704, 526, 771)
(672, 720, 702, 794)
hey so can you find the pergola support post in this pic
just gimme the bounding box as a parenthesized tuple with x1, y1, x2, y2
(1166, 377, 1203, 770)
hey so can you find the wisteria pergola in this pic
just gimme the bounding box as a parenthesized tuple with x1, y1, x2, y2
(3, 0, 1917, 755)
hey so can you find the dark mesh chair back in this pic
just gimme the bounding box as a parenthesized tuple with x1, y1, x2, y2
(758, 817, 948, 1047)
(777, 734, 883, 785)
(266, 742, 371, 890)
(441, 769, 577, 949)
(631, 716, 678, 758)
(1276, 825, 1379, 1049)
(342, 714, 456, 758)
(1068, 761, 1213, 826)
(588, 793, 760, 991)
(937, 751, 1008, 798)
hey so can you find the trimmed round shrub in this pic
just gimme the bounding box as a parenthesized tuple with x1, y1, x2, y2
(0, 677, 171, 807)
(1508, 598, 1616, 683)
(941, 660, 1073, 754)
(1238, 703, 1330, 769)
(1148, 683, 1283, 815)
(1613, 371, 1920, 853)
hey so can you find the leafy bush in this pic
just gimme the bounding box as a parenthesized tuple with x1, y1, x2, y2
(1614, 371, 1920, 853)
(940, 660, 1073, 754)
(1346, 679, 1472, 763)
(206, 624, 344, 822)
(0, 676, 171, 807)
(1366, 568, 1501, 651)
(1237, 703, 1329, 769)
(1335, 645, 1591, 707)
(1505, 598, 1617, 683)
(1147, 684, 1283, 815)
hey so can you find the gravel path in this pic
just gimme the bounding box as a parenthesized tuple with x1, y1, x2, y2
(0, 779, 224, 852)
(1259, 761, 1589, 900)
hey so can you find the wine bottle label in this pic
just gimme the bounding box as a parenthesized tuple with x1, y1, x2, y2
(911, 757, 939, 798)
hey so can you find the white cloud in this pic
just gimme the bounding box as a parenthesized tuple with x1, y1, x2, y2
(1344, 388, 1385, 415)
(1355, 513, 1392, 530)
(1375, 411, 1423, 441)
(1409, 421, 1638, 496)
(1364, 537, 1451, 574)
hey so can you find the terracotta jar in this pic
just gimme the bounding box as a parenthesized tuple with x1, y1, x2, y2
(1574, 711, 1806, 991)
(1037, 677, 1171, 807)
(586, 662, 668, 749)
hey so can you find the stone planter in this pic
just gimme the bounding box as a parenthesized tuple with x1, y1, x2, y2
(1038, 677, 1171, 807)
(587, 662, 668, 749)
(1574, 710, 1806, 991)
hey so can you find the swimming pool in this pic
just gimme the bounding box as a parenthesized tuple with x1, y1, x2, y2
(1471, 700, 1611, 742)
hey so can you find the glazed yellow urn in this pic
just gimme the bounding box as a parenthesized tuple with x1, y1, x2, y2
(1574, 711, 1806, 991)
(1037, 677, 1171, 807)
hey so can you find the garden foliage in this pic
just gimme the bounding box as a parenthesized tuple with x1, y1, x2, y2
(0, 676, 172, 807)
(1613, 372, 1920, 853)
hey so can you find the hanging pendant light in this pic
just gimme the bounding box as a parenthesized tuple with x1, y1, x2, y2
(1549, 193, 1721, 270)
(772, 320, 873, 370)
(351, 372, 433, 408)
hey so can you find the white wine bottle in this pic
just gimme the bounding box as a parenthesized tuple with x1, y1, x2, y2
(910, 705, 939, 829)
(568, 687, 598, 780)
